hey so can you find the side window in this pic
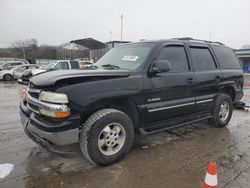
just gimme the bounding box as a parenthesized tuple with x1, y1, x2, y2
(30, 66, 39, 70)
(16, 66, 27, 72)
(190, 47, 216, 71)
(54, 62, 69, 70)
(12, 62, 22, 66)
(70, 61, 79, 69)
(157, 46, 189, 72)
(213, 46, 241, 69)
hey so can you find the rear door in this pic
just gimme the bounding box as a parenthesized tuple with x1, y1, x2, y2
(13, 66, 28, 78)
(142, 44, 196, 125)
(188, 44, 223, 112)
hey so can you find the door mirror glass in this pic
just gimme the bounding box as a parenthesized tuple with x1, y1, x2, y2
(151, 60, 171, 73)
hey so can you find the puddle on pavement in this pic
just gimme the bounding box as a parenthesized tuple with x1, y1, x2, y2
(20, 122, 247, 188)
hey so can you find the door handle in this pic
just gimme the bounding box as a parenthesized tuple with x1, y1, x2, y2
(187, 78, 194, 84)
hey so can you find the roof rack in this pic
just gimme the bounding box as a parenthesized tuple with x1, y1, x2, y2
(173, 37, 224, 45)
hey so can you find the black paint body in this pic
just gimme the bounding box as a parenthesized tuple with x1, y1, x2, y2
(21, 39, 244, 135)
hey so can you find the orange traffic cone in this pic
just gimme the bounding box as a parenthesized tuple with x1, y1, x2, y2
(202, 161, 218, 188)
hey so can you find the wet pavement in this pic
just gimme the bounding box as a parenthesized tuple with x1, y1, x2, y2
(0, 80, 250, 188)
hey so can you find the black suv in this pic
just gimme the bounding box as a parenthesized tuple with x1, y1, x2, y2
(20, 38, 244, 165)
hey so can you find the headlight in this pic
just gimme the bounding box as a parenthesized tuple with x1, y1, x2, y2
(39, 91, 69, 104)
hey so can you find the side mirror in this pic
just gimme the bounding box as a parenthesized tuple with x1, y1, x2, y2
(151, 60, 171, 74)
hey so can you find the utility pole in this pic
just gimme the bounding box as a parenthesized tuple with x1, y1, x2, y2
(120, 14, 123, 43)
(22, 45, 26, 59)
(109, 31, 112, 42)
(209, 32, 212, 41)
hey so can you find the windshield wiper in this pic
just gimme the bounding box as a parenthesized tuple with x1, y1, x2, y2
(101, 64, 120, 70)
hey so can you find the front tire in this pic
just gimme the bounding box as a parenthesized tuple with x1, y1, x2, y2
(3, 74, 13, 81)
(209, 94, 233, 127)
(80, 109, 134, 166)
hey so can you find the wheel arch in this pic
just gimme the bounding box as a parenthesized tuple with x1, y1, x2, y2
(80, 98, 139, 131)
(219, 86, 236, 102)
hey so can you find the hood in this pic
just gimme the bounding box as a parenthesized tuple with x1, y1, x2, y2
(30, 69, 131, 87)
(32, 69, 46, 75)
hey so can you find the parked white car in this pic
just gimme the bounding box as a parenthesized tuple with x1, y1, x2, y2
(0, 64, 39, 81)
(0, 61, 29, 71)
(18, 60, 80, 85)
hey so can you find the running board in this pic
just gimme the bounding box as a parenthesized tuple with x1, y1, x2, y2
(139, 114, 212, 135)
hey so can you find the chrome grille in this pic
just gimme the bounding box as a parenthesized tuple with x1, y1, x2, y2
(28, 88, 41, 99)
(27, 103, 39, 114)
(26, 88, 41, 114)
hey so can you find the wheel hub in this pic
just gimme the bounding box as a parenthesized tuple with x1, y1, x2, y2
(105, 130, 119, 146)
(219, 101, 230, 122)
(98, 123, 126, 156)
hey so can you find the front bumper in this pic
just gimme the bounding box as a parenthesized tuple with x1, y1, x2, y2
(18, 78, 29, 85)
(20, 99, 80, 150)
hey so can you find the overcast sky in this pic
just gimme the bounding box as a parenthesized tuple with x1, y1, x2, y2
(0, 0, 249, 48)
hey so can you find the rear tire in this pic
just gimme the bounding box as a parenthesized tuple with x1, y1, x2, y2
(208, 94, 233, 128)
(3, 74, 13, 81)
(80, 109, 134, 166)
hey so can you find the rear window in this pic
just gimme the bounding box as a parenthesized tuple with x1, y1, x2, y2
(190, 47, 217, 71)
(213, 46, 241, 69)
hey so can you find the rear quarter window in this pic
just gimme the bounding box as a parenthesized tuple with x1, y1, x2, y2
(70, 61, 80, 69)
(213, 46, 241, 69)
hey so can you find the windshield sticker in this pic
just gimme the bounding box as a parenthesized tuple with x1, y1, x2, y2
(122, 56, 138, 61)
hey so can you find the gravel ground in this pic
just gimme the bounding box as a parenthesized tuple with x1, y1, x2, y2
(0, 80, 250, 188)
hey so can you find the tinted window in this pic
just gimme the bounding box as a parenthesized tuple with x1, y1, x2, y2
(11, 62, 22, 66)
(213, 46, 240, 69)
(157, 46, 189, 72)
(190, 47, 216, 71)
(54, 62, 69, 70)
(70, 61, 79, 69)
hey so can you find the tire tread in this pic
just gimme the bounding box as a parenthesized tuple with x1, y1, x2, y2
(80, 108, 126, 165)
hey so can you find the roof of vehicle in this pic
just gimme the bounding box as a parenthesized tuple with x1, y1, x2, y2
(56, 60, 79, 62)
(4, 61, 23, 64)
(15, 64, 37, 67)
(127, 37, 226, 47)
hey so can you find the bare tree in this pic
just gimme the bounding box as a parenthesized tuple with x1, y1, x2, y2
(12, 39, 38, 59)
(0, 39, 58, 59)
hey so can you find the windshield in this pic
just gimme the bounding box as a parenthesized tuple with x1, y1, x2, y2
(41, 61, 57, 70)
(94, 43, 153, 70)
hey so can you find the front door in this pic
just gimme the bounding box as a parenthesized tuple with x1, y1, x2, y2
(142, 44, 196, 125)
